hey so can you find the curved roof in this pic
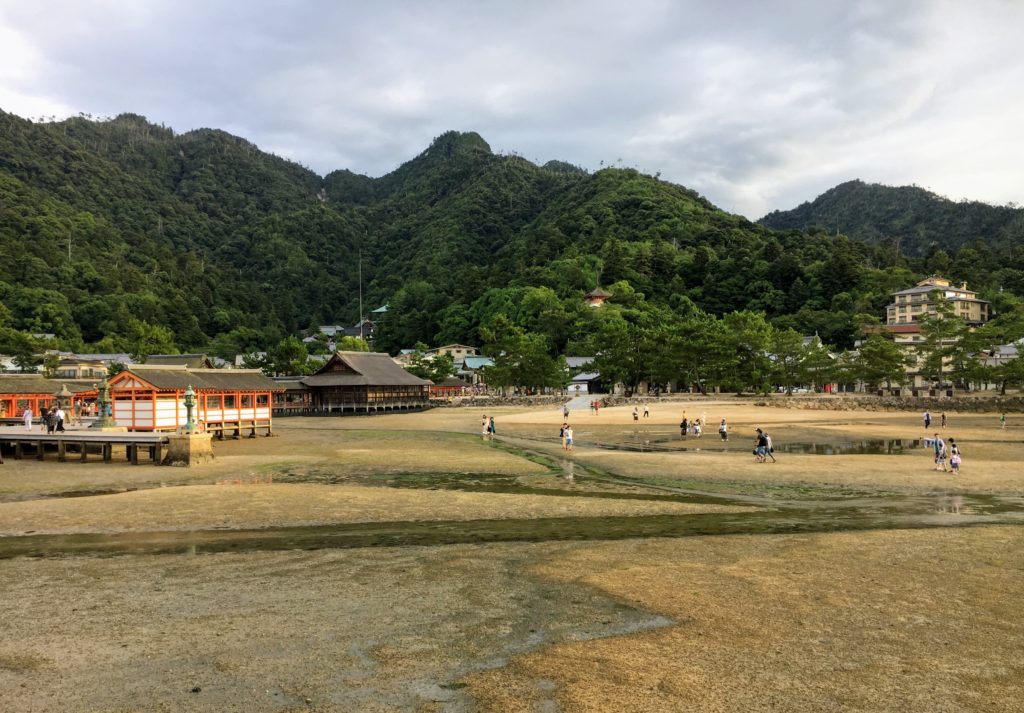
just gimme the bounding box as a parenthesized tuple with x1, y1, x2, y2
(302, 352, 431, 387)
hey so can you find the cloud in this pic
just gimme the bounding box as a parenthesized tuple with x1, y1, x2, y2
(0, 0, 1021, 217)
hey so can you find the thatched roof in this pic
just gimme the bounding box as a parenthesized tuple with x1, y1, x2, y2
(302, 352, 430, 388)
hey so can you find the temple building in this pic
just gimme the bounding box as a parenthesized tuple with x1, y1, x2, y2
(300, 351, 430, 413)
(104, 365, 281, 435)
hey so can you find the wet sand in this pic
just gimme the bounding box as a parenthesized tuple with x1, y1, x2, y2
(0, 399, 1021, 711)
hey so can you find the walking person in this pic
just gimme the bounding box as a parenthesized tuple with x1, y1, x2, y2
(693, 420, 702, 438)
(22, 405, 33, 430)
(1000, 413, 1006, 429)
(560, 422, 568, 450)
(719, 418, 728, 441)
(54, 406, 66, 433)
(563, 405, 570, 420)
(39, 406, 49, 432)
(481, 414, 489, 440)
(680, 416, 688, 439)
(643, 403, 650, 418)
(932, 433, 947, 471)
(488, 416, 496, 440)
(564, 424, 574, 451)
(45, 408, 56, 434)
(753, 428, 768, 463)
(949, 438, 962, 474)
(763, 431, 777, 462)
(923, 411, 931, 430)
(940, 412, 947, 429)
(633, 406, 639, 423)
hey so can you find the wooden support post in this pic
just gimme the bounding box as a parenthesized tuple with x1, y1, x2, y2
(103, 443, 112, 463)
(36, 441, 44, 461)
(153, 443, 162, 463)
(57, 440, 66, 462)
(15, 442, 23, 459)
(79, 442, 88, 463)
(130, 444, 139, 465)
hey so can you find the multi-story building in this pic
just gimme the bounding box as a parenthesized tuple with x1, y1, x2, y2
(885, 276, 988, 328)
(880, 276, 990, 390)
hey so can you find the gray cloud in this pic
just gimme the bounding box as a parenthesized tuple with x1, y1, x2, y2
(1, 0, 1022, 217)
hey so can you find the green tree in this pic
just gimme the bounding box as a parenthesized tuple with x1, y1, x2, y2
(268, 336, 310, 376)
(336, 336, 370, 352)
(125, 319, 176, 363)
(852, 333, 908, 389)
(916, 295, 965, 388)
(405, 343, 458, 383)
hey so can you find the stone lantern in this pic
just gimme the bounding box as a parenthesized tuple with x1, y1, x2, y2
(183, 384, 198, 433)
(53, 383, 73, 410)
(90, 378, 118, 429)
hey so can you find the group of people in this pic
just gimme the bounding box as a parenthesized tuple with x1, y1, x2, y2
(753, 428, 776, 463)
(589, 400, 602, 414)
(559, 423, 575, 450)
(21, 406, 66, 432)
(922, 411, 948, 430)
(480, 414, 496, 440)
(679, 413, 704, 438)
(927, 433, 962, 473)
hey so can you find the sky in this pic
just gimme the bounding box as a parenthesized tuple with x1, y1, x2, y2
(1, 0, 1023, 218)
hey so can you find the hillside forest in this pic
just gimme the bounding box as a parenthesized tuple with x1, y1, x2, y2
(2, 110, 1024, 390)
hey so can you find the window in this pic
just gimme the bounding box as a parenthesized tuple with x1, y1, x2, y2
(223, 394, 236, 408)
(206, 395, 219, 409)
(256, 394, 269, 407)
(241, 394, 253, 408)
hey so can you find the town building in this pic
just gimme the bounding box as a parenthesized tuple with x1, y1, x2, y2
(879, 275, 991, 391)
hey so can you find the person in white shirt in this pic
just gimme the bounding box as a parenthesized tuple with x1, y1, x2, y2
(54, 407, 66, 432)
(22, 406, 33, 429)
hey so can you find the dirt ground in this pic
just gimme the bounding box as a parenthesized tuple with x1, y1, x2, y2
(0, 399, 1021, 711)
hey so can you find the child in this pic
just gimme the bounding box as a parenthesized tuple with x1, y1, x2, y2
(949, 438, 961, 474)
(693, 421, 702, 438)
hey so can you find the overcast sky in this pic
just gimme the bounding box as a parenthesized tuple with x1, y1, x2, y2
(2, 0, 1022, 218)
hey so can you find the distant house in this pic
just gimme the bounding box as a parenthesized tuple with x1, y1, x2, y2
(145, 354, 216, 369)
(426, 344, 478, 363)
(54, 353, 133, 379)
(301, 352, 430, 413)
(460, 355, 494, 386)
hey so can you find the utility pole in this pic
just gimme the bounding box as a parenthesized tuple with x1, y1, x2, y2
(358, 245, 364, 341)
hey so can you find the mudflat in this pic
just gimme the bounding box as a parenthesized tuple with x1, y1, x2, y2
(0, 398, 1020, 711)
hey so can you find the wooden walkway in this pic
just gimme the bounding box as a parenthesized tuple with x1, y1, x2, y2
(0, 428, 168, 465)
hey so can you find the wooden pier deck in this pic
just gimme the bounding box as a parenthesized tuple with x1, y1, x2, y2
(0, 428, 168, 465)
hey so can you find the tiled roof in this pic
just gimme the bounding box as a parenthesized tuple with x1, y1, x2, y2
(123, 366, 282, 391)
(0, 376, 96, 394)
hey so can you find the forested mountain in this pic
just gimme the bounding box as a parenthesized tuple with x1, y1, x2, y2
(759, 179, 1024, 257)
(2, 109, 1024, 367)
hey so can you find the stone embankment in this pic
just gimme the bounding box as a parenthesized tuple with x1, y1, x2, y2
(759, 395, 1023, 413)
(438, 393, 1022, 412)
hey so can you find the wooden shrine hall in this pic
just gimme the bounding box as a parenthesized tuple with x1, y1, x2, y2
(299, 351, 430, 413)
(105, 365, 282, 436)
(0, 375, 93, 423)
